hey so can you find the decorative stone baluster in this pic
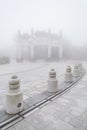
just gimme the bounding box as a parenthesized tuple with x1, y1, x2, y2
(47, 69, 58, 92)
(73, 65, 80, 77)
(6, 75, 23, 114)
(78, 63, 83, 74)
(65, 66, 73, 83)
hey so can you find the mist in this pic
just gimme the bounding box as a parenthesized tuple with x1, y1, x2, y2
(0, 0, 87, 60)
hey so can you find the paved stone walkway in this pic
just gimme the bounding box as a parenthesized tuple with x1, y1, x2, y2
(0, 61, 86, 130)
(0, 61, 69, 116)
(6, 65, 87, 130)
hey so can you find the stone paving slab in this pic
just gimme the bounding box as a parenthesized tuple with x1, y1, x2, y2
(0, 82, 66, 123)
(0, 76, 81, 124)
(6, 71, 86, 130)
(0, 62, 65, 123)
(11, 119, 36, 130)
(1, 117, 23, 130)
(0, 61, 85, 129)
(0, 110, 13, 123)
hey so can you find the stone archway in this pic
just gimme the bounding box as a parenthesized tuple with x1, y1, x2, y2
(51, 46, 60, 60)
(34, 45, 48, 60)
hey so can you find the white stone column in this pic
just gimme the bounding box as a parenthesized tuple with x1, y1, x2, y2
(73, 65, 80, 77)
(16, 42, 24, 62)
(65, 66, 73, 83)
(48, 46, 51, 59)
(6, 75, 23, 114)
(59, 45, 63, 60)
(47, 69, 58, 92)
(77, 63, 83, 73)
(30, 45, 34, 60)
(16, 47, 21, 60)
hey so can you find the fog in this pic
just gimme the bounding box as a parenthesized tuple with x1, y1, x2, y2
(0, 0, 87, 60)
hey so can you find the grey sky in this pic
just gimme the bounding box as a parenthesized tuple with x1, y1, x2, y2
(0, 0, 87, 48)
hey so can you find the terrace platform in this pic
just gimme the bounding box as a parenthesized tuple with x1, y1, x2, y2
(0, 61, 87, 130)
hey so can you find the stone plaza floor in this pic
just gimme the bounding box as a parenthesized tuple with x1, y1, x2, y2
(0, 60, 87, 130)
